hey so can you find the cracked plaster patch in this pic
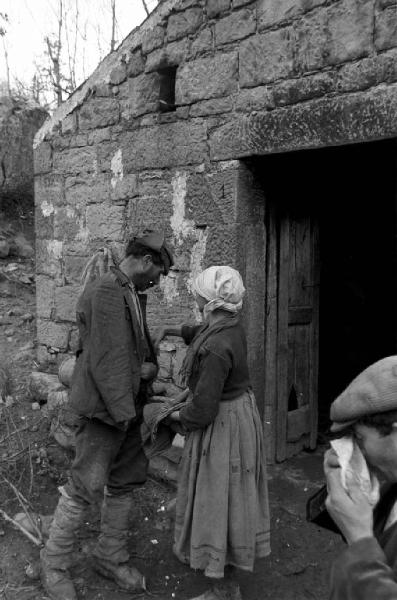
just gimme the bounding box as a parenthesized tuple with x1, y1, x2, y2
(41, 201, 54, 217)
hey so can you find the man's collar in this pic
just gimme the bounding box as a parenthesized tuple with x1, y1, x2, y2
(110, 266, 130, 287)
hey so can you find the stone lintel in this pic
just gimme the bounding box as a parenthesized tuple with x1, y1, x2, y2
(210, 84, 397, 160)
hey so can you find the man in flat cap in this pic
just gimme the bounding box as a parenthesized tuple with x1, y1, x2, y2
(324, 355, 397, 599)
(41, 232, 174, 600)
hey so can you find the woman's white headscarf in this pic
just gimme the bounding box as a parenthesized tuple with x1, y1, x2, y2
(193, 265, 245, 319)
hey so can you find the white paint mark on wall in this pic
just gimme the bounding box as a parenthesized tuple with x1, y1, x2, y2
(41, 201, 54, 217)
(111, 149, 123, 189)
(160, 270, 179, 304)
(187, 228, 209, 323)
(170, 172, 195, 245)
(47, 240, 63, 259)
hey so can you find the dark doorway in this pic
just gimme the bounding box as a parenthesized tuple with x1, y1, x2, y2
(253, 138, 397, 447)
(317, 140, 397, 431)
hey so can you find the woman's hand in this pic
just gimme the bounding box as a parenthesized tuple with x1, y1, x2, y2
(324, 448, 374, 545)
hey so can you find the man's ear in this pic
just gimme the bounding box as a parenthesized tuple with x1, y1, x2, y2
(142, 254, 153, 269)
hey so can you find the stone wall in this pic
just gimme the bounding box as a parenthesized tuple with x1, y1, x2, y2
(34, 0, 397, 451)
(0, 97, 47, 207)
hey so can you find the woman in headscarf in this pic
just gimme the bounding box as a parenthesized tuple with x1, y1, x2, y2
(155, 265, 270, 600)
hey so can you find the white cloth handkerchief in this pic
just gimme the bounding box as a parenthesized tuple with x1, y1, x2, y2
(331, 436, 380, 506)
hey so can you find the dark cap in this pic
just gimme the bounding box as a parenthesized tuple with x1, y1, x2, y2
(133, 230, 174, 275)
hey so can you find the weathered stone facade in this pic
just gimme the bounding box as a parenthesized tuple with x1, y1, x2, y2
(34, 0, 397, 461)
(0, 97, 47, 206)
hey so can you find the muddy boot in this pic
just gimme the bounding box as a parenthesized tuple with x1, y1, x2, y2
(92, 493, 145, 592)
(40, 488, 86, 600)
(189, 579, 242, 600)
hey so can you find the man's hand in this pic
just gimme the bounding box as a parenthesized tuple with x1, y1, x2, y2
(324, 448, 374, 545)
(140, 362, 157, 381)
(169, 411, 181, 421)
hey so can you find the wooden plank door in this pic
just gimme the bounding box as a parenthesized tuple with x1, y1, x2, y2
(275, 208, 320, 462)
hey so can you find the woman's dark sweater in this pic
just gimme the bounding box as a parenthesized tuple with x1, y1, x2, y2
(179, 321, 251, 431)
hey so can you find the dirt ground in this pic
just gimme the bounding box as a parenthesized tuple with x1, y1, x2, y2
(0, 214, 344, 600)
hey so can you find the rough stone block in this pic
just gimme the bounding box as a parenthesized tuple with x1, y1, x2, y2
(186, 169, 238, 225)
(52, 146, 97, 175)
(239, 30, 294, 87)
(35, 175, 64, 211)
(126, 49, 146, 77)
(34, 142, 52, 175)
(111, 174, 138, 201)
(258, 0, 327, 29)
(79, 98, 120, 130)
(207, 0, 230, 18)
(86, 203, 125, 241)
(273, 72, 335, 106)
(35, 203, 54, 241)
(36, 275, 56, 318)
(167, 8, 203, 41)
(122, 73, 161, 119)
(189, 96, 232, 116)
(61, 112, 77, 135)
(293, 9, 328, 73)
(55, 285, 80, 321)
(142, 25, 165, 54)
(336, 50, 397, 92)
(96, 142, 122, 174)
(88, 128, 112, 145)
(232, 0, 255, 7)
(122, 121, 208, 170)
(145, 39, 190, 72)
(109, 64, 127, 85)
(176, 52, 238, 103)
(190, 28, 213, 57)
(64, 255, 88, 284)
(326, 0, 374, 65)
(375, 6, 397, 51)
(68, 326, 81, 353)
(36, 239, 63, 278)
(92, 83, 113, 97)
(37, 319, 70, 351)
(215, 8, 256, 45)
(204, 223, 239, 264)
(131, 175, 174, 227)
(65, 177, 110, 206)
(210, 84, 397, 162)
(235, 86, 275, 111)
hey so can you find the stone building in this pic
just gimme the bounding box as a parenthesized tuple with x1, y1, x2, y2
(34, 0, 397, 462)
(0, 96, 47, 207)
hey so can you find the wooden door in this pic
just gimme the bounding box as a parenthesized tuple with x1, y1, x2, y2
(265, 202, 320, 462)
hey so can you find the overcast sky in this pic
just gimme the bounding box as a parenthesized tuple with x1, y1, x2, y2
(0, 0, 156, 100)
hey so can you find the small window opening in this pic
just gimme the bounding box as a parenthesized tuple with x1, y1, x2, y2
(158, 66, 177, 113)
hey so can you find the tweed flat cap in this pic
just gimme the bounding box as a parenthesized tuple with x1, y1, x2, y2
(330, 356, 397, 432)
(133, 230, 174, 275)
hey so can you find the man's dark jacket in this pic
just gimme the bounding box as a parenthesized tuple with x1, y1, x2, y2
(70, 267, 157, 428)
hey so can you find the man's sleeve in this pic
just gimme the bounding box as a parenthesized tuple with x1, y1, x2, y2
(89, 278, 136, 423)
(330, 537, 397, 600)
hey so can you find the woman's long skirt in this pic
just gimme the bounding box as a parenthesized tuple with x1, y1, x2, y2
(173, 390, 271, 579)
